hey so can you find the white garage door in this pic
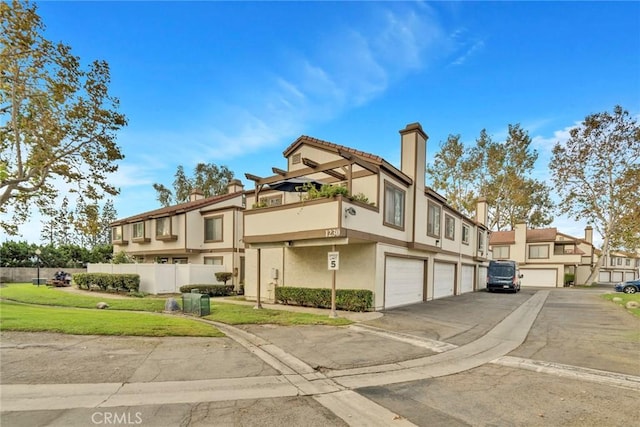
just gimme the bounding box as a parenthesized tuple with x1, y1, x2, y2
(460, 265, 474, 294)
(434, 262, 455, 299)
(478, 266, 487, 290)
(624, 272, 635, 281)
(384, 257, 424, 309)
(612, 271, 624, 282)
(599, 271, 611, 283)
(520, 268, 557, 287)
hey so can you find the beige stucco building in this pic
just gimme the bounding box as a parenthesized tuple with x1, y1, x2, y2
(597, 249, 640, 283)
(242, 123, 490, 310)
(110, 123, 493, 309)
(110, 180, 247, 288)
(489, 223, 595, 287)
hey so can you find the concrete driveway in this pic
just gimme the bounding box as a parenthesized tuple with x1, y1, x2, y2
(1, 287, 638, 426)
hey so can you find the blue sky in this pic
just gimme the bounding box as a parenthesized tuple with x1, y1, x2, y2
(7, 1, 640, 246)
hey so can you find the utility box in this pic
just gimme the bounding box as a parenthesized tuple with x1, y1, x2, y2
(182, 292, 210, 316)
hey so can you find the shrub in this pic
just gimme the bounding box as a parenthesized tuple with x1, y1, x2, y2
(215, 272, 233, 285)
(179, 284, 234, 297)
(564, 273, 575, 286)
(73, 273, 140, 292)
(275, 287, 373, 312)
(304, 183, 349, 200)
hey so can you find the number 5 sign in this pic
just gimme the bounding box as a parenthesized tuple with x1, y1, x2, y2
(328, 252, 339, 270)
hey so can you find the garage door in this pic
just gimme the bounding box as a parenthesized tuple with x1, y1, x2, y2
(460, 265, 474, 294)
(611, 271, 623, 282)
(520, 268, 557, 287)
(384, 257, 424, 309)
(478, 266, 487, 290)
(598, 271, 611, 283)
(434, 262, 455, 299)
(625, 272, 635, 281)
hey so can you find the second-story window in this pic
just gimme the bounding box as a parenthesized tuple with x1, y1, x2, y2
(132, 222, 144, 239)
(625, 259, 631, 266)
(478, 230, 485, 252)
(384, 182, 405, 229)
(156, 217, 171, 237)
(493, 246, 510, 259)
(427, 202, 441, 237)
(204, 216, 223, 242)
(444, 214, 455, 240)
(610, 257, 616, 266)
(112, 226, 122, 242)
(529, 244, 549, 259)
(462, 224, 470, 244)
(617, 258, 622, 266)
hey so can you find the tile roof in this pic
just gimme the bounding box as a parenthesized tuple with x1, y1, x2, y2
(490, 228, 560, 245)
(111, 192, 242, 226)
(283, 135, 384, 164)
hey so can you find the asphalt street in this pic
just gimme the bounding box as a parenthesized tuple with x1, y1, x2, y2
(1, 287, 639, 426)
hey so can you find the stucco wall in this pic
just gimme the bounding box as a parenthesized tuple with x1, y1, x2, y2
(1, 268, 86, 283)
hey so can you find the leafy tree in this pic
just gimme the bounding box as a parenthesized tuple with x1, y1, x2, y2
(73, 198, 117, 248)
(427, 125, 554, 230)
(550, 105, 640, 285)
(153, 163, 235, 207)
(0, 240, 113, 266)
(425, 134, 476, 215)
(0, 1, 127, 235)
(40, 196, 74, 246)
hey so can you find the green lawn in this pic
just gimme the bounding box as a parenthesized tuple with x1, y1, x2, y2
(0, 283, 166, 311)
(602, 292, 640, 318)
(0, 283, 351, 336)
(0, 300, 223, 337)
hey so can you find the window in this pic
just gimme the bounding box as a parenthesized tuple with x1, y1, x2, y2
(427, 202, 441, 237)
(132, 222, 144, 239)
(529, 245, 549, 259)
(477, 230, 485, 252)
(384, 182, 405, 229)
(204, 216, 223, 242)
(259, 195, 283, 207)
(156, 217, 171, 237)
(173, 258, 188, 264)
(625, 259, 631, 266)
(462, 224, 470, 245)
(204, 257, 223, 265)
(493, 246, 510, 259)
(112, 226, 122, 242)
(610, 257, 616, 266)
(292, 153, 301, 164)
(444, 214, 455, 240)
(617, 258, 622, 265)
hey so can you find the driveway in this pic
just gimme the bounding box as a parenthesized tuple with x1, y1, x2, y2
(1, 287, 638, 426)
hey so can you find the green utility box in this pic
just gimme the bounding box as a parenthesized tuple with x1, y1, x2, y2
(182, 291, 210, 316)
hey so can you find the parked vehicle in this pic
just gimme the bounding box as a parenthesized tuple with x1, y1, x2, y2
(614, 279, 640, 294)
(487, 260, 522, 293)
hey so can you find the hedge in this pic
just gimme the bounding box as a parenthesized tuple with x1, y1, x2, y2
(73, 273, 140, 292)
(179, 284, 234, 297)
(275, 287, 373, 312)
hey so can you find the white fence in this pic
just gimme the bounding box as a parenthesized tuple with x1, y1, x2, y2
(87, 263, 225, 294)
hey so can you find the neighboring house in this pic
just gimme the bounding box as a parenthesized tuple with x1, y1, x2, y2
(597, 249, 640, 283)
(489, 223, 595, 287)
(242, 123, 491, 310)
(110, 180, 247, 287)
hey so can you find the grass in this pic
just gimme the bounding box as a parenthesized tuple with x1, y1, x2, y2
(0, 283, 352, 336)
(0, 283, 166, 311)
(0, 300, 223, 337)
(601, 292, 640, 318)
(207, 302, 352, 326)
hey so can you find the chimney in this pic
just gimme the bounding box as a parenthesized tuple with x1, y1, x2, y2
(475, 197, 488, 227)
(227, 179, 244, 194)
(584, 226, 593, 244)
(399, 122, 428, 189)
(189, 189, 204, 201)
